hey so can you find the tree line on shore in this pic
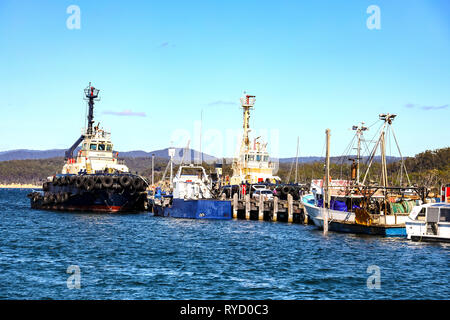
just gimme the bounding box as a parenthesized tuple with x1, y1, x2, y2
(0, 147, 448, 192)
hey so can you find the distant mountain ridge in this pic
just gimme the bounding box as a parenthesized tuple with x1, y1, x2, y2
(0, 148, 217, 163)
(0, 148, 401, 164)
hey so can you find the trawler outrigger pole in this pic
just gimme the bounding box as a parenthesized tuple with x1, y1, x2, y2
(64, 83, 100, 160)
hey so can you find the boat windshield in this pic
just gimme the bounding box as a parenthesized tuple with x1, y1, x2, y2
(180, 167, 204, 177)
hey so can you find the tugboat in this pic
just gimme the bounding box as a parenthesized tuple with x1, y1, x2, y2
(27, 83, 149, 212)
(229, 93, 281, 185)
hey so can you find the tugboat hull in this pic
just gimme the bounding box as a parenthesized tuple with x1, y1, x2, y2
(30, 189, 147, 213)
(28, 174, 149, 213)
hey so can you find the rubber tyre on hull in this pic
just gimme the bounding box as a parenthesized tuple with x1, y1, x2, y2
(84, 177, 95, 191)
(75, 176, 84, 188)
(132, 177, 143, 190)
(120, 175, 132, 188)
(102, 176, 114, 188)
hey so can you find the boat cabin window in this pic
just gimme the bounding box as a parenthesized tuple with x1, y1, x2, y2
(263, 156, 269, 161)
(248, 155, 255, 161)
(90, 144, 97, 150)
(418, 207, 426, 216)
(256, 155, 261, 161)
(180, 167, 204, 176)
(440, 208, 450, 222)
(98, 144, 106, 151)
(82, 143, 87, 150)
(106, 144, 112, 151)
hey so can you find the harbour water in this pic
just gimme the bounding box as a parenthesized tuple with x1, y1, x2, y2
(1, 189, 448, 300)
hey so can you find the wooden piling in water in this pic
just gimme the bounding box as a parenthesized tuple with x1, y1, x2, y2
(258, 196, 264, 220)
(245, 194, 250, 220)
(233, 193, 238, 219)
(287, 194, 293, 223)
(273, 197, 278, 222)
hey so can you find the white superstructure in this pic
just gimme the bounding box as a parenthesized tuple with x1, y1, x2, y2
(172, 165, 212, 200)
(62, 126, 129, 174)
(230, 93, 280, 185)
(406, 203, 450, 242)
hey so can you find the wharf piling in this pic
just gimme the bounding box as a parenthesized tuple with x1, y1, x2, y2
(230, 195, 308, 224)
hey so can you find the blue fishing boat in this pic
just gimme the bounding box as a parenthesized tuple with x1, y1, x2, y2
(151, 164, 231, 220)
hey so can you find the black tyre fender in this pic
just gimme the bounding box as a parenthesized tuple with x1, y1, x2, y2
(120, 175, 132, 188)
(132, 177, 143, 190)
(102, 176, 114, 188)
(75, 176, 84, 188)
(56, 193, 63, 203)
(84, 177, 95, 191)
(68, 175, 76, 184)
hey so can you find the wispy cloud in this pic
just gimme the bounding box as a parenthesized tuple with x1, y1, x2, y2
(160, 42, 169, 48)
(207, 100, 237, 106)
(404, 103, 448, 111)
(421, 104, 448, 111)
(103, 109, 146, 117)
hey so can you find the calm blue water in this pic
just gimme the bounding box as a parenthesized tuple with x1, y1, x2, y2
(0, 188, 448, 300)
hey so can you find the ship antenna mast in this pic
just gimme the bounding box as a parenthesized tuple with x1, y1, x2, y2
(83, 82, 100, 135)
(64, 83, 100, 160)
(239, 92, 256, 152)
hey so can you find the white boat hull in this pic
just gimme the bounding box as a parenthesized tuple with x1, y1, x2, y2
(405, 218, 450, 242)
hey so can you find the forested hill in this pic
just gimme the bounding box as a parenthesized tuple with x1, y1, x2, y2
(0, 147, 448, 190)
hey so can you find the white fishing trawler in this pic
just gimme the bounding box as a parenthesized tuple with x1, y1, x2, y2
(229, 93, 281, 185)
(302, 114, 427, 236)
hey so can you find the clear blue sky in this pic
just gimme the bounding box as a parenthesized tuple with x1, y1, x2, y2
(1, 0, 449, 158)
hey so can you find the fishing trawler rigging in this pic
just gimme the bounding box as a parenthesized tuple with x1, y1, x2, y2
(27, 83, 149, 212)
(229, 93, 281, 185)
(302, 113, 427, 236)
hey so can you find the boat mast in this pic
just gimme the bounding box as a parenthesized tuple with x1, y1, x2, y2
(352, 122, 368, 185)
(64, 83, 100, 160)
(169, 144, 175, 188)
(379, 113, 396, 188)
(324, 128, 331, 235)
(84, 83, 100, 136)
(294, 136, 299, 184)
(239, 93, 256, 154)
